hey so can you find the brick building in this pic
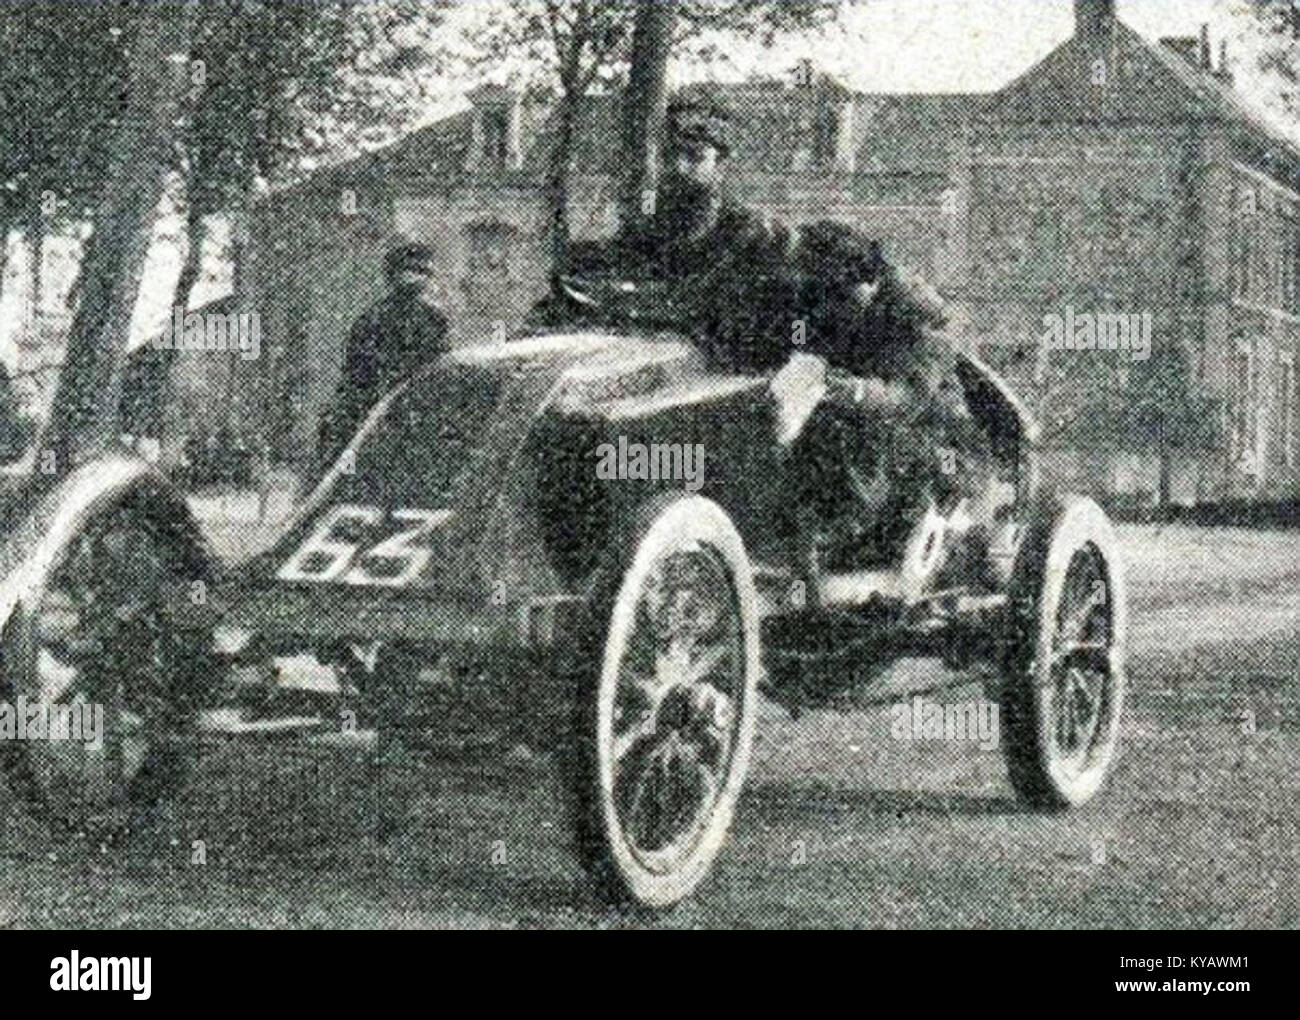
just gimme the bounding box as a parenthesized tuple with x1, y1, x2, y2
(203, 0, 1298, 506)
(966, 0, 1300, 505)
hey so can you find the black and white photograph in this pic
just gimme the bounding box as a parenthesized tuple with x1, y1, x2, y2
(0, 0, 1293, 953)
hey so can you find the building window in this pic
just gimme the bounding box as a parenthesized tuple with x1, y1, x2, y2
(480, 108, 510, 170)
(1232, 183, 1259, 302)
(464, 221, 513, 279)
(1230, 340, 1256, 473)
(1257, 189, 1275, 306)
(812, 102, 840, 168)
(1279, 354, 1296, 468)
(1283, 204, 1300, 314)
(1230, 174, 1300, 315)
(461, 220, 519, 318)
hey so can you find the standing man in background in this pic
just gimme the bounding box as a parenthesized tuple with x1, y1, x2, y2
(318, 241, 450, 469)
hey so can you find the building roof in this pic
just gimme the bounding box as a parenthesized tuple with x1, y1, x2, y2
(981, 19, 1300, 179)
(280, 77, 977, 197)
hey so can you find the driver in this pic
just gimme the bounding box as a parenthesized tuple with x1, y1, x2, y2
(587, 93, 798, 372)
(532, 90, 797, 372)
(550, 89, 955, 406)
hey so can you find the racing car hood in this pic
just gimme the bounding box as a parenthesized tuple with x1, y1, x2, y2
(260, 331, 702, 596)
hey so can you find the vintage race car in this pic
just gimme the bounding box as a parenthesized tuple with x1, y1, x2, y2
(0, 277, 1127, 910)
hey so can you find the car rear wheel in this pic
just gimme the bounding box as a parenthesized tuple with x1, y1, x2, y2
(561, 495, 761, 909)
(0, 505, 211, 842)
(1001, 495, 1127, 808)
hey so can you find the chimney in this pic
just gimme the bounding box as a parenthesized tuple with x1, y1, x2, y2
(1075, 0, 1117, 39)
(1216, 39, 1235, 85)
(1199, 23, 1212, 69)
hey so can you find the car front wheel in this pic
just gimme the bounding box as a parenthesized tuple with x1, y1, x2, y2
(561, 494, 761, 909)
(0, 505, 211, 841)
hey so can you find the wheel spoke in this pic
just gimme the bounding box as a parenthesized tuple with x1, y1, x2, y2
(613, 664, 662, 751)
(103, 680, 125, 786)
(1070, 669, 1104, 750)
(1072, 667, 1102, 713)
(621, 736, 681, 850)
(1051, 640, 1110, 670)
(655, 638, 692, 685)
(613, 714, 659, 763)
(683, 641, 731, 688)
(35, 648, 84, 705)
(1059, 599, 1097, 646)
(1055, 681, 1074, 749)
(621, 761, 657, 845)
(36, 588, 83, 644)
(118, 708, 146, 736)
(617, 668, 660, 709)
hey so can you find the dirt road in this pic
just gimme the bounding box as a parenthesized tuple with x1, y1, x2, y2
(1, 525, 1296, 928)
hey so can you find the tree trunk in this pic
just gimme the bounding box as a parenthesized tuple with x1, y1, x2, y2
(43, 1, 199, 471)
(545, 87, 580, 273)
(0, 217, 10, 316)
(1158, 417, 1172, 509)
(620, 0, 678, 230)
(223, 180, 253, 426)
(175, 199, 206, 313)
(227, 164, 271, 505)
(26, 192, 45, 343)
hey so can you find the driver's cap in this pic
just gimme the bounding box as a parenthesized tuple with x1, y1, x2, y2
(667, 89, 733, 157)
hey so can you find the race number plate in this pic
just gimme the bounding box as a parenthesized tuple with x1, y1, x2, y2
(277, 504, 451, 587)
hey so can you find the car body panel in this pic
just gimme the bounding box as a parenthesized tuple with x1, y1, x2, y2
(222, 327, 1038, 651)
